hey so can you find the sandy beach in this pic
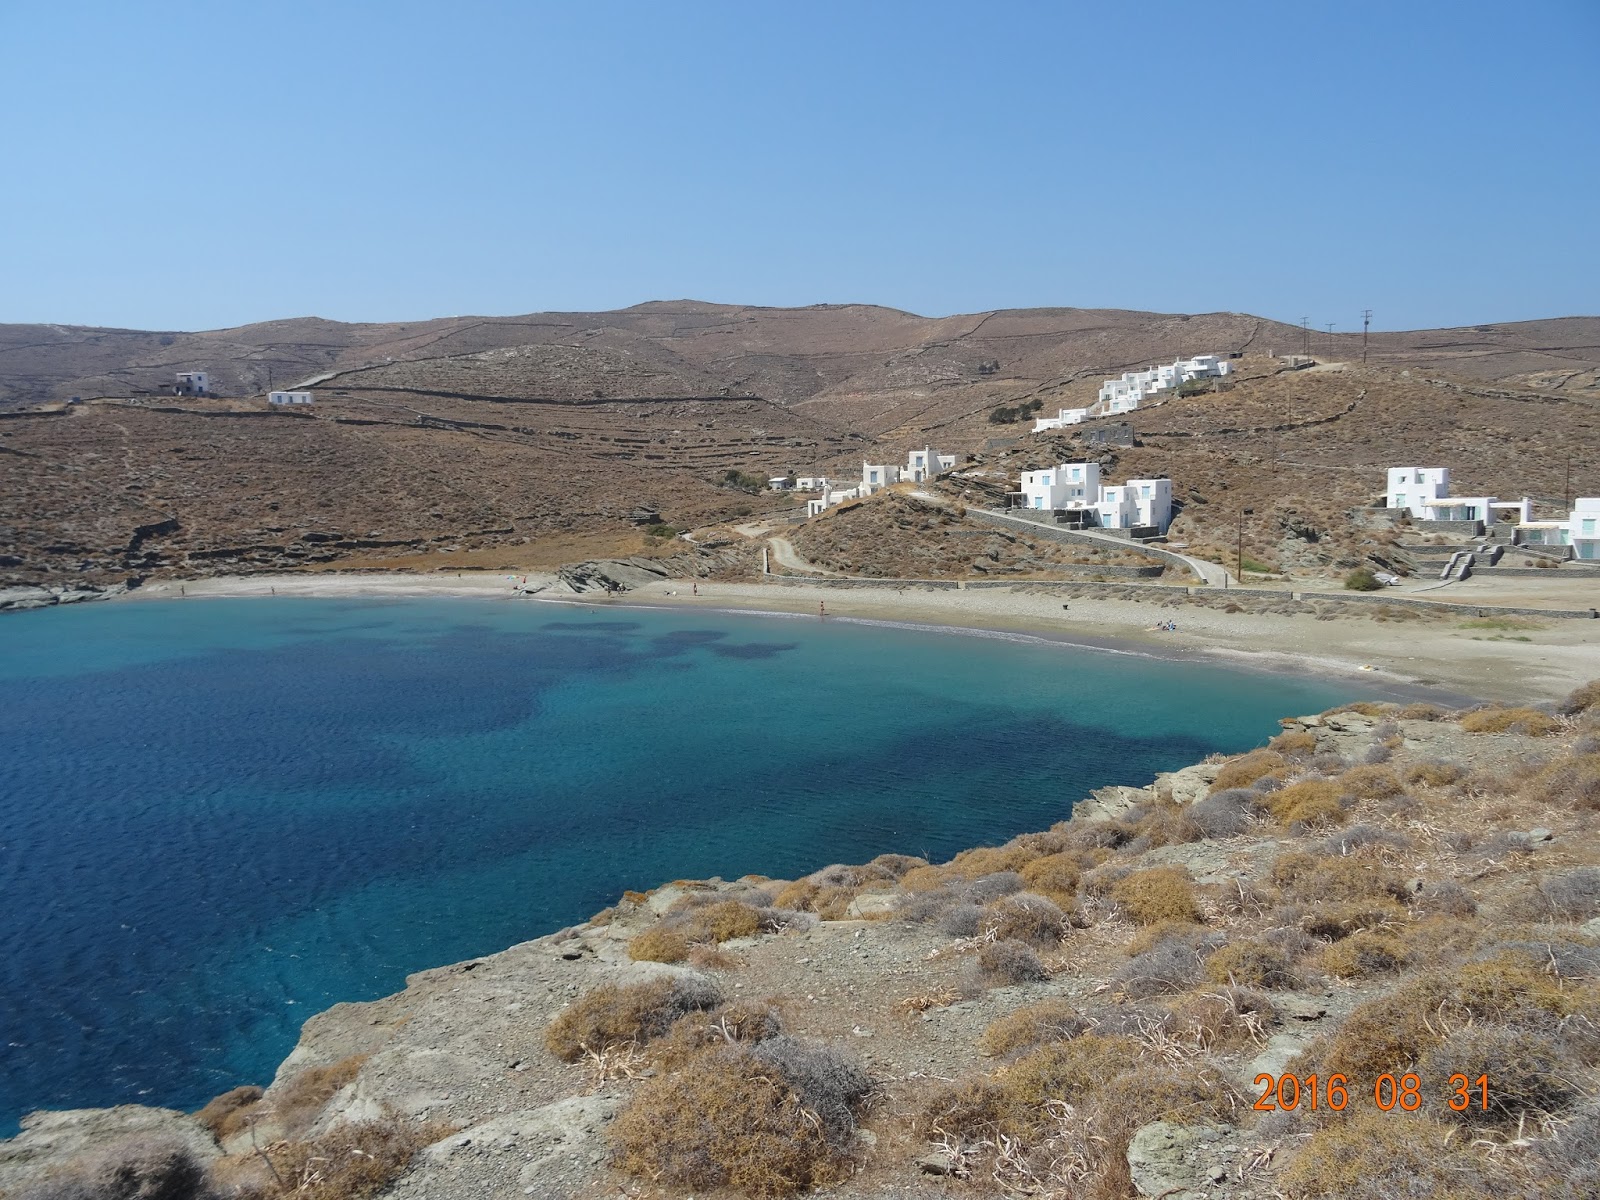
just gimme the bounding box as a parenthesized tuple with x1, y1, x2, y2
(123, 571, 1600, 706)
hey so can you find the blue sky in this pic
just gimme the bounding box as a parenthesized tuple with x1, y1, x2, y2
(2, 1, 1595, 331)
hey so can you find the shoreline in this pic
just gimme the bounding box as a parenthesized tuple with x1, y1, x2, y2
(113, 571, 1600, 704)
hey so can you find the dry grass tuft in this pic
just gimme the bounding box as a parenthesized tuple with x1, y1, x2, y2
(1459, 706, 1561, 736)
(272, 1055, 368, 1137)
(1265, 778, 1348, 828)
(1204, 939, 1298, 989)
(1281, 1111, 1501, 1198)
(979, 999, 1090, 1058)
(627, 926, 691, 963)
(609, 1040, 871, 1197)
(1320, 930, 1409, 977)
(544, 975, 721, 1062)
(1018, 852, 1081, 905)
(983, 893, 1068, 947)
(1269, 729, 1319, 756)
(1210, 750, 1287, 791)
(945, 843, 1040, 880)
(194, 1085, 265, 1142)
(1337, 763, 1405, 799)
(1403, 759, 1468, 787)
(978, 939, 1051, 984)
(1110, 867, 1202, 926)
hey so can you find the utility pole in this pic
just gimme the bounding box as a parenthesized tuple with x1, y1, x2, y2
(1300, 317, 1311, 359)
(1325, 322, 1335, 358)
(1567, 454, 1573, 511)
(1237, 507, 1254, 581)
(1361, 309, 1372, 365)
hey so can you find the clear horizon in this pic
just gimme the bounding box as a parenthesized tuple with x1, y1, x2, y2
(3, 1, 1596, 333)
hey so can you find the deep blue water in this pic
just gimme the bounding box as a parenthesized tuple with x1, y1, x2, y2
(0, 597, 1369, 1132)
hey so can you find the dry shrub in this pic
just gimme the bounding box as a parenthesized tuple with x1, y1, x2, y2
(1266, 778, 1347, 828)
(1416, 881, 1478, 918)
(1395, 916, 1482, 967)
(1534, 867, 1600, 920)
(1459, 705, 1560, 736)
(272, 1054, 368, 1136)
(1269, 729, 1319, 756)
(1080, 863, 1131, 897)
(1404, 759, 1467, 787)
(1187, 787, 1260, 838)
(983, 893, 1067, 947)
(688, 899, 765, 942)
(544, 974, 721, 1062)
(1320, 823, 1410, 855)
(1164, 987, 1276, 1051)
(1337, 764, 1404, 799)
(1417, 1026, 1575, 1124)
(897, 864, 949, 892)
(651, 1000, 785, 1070)
(1329, 701, 1394, 718)
(1281, 1111, 1501, 1199)
(609, 1039, 870, 1197)
(1273, 851, 1406, 904)
(1559, 680, 1600, 715)
(1397, 702, 1446, 720)
(1210, 750, 1286, 791)
(18, 1137, 217, 1200)
(1117, 928, 1221, 998)
(1018, 852, 1081, 904)
(1204, 939, 1297, 989)
(869, 852, 927, 876)
(919, 1035, 1140, 1140)
(945, 843, 1038, 880)
(250, 1118, 449, 1200)
(194, 1085, 264, 1142)
(627, 926, 690, 963)
(978, 939, 1050, 984)
(1321, 930, 1408, 977)
(1525, 753, 1600, 811)
(1124, 799, 1202, 848)
(1084, 1063, 1240, 1198)
(1126, 918, 1207, 957)
(978, 999, 1089, 1058)
(1110, 867, 1201, 925)
(1299, 901, 1407, 941)
(966, 871, 1025, 903)
(687, 943, 740, 971)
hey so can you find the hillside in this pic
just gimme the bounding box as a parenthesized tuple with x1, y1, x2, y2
(1, 304, 1598, 588)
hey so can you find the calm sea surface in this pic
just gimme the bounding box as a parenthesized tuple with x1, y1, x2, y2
(0, 597, 1368, 1132)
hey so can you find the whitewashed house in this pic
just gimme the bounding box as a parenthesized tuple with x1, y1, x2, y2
(175, 371, 209, 396)
(807, 484, 862, 517)
(268, 390, 314, 406)
(1020, 462, 1101, 510)
(1386, 466, 1533, 525)
(904, 447, 957, 482)
(1018, 464, 1173, 533)
(768, 476, 794, 491)
(1034, 354, 1231, 434)
(795, 476, 824, 491)
(862, 462, 901, 493)
(1574, 499, 1600, 561)
(1520, 498, 1600, 559)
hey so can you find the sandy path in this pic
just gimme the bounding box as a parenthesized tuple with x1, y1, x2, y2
(123, 571, 1600, 705)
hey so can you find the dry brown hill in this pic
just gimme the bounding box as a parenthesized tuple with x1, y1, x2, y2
(2, 303, 1597, 587)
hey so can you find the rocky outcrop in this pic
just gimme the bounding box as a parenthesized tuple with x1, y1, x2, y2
(552, 557, 674, 593)
(0, 1106, 221, 1196)
(0, 582, 131, 612)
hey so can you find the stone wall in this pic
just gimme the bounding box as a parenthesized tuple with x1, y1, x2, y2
(969, 509, 1201, 579)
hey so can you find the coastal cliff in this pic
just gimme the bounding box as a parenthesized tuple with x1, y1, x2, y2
(4, 688, 1600, 1199)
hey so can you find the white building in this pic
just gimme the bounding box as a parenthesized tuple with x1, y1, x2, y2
(1520, 498, 1600, 560)
(268, 390, 314, 406)
(1033, 407, 1090, 432)
(768, 476, 794, 491)
(1386, 466, 1533, 525)
(175, 371, 209, 396)
(1017, 464, 1173, 533)
(905, 447, 957, 482)
(862, 462, 901, 493)
(1020, 462, 1101, 511)
(795, 476, 825, 492)
(807, 485, 862, 517)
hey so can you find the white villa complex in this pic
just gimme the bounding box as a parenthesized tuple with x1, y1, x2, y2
(1385, 466, 1598, 560)
(1518, 498, 1600, 560)
(803, 447, 958, 515)
(1385, 466, 1533, 525)
(1018, 462, 1174, 533)
(1034, 355, 1232, 432)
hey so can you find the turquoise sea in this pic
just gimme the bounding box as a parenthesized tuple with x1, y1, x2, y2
(0, 597, 1373, 1133)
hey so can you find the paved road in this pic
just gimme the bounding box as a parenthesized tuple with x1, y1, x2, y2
(767, 536, 835, 575)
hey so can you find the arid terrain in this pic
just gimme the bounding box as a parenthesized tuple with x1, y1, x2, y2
(2, 304, 1597, 590)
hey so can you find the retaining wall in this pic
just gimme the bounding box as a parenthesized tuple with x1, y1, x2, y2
(969, 509, 1202, 579)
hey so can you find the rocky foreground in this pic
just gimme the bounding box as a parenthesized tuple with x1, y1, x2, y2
(4, 689, 1600, 1200)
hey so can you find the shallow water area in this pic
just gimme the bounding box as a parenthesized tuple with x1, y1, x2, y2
(0, 596, 1371, 1132)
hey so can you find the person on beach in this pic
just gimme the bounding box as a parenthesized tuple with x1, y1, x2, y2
(819, 600, 826, 617)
